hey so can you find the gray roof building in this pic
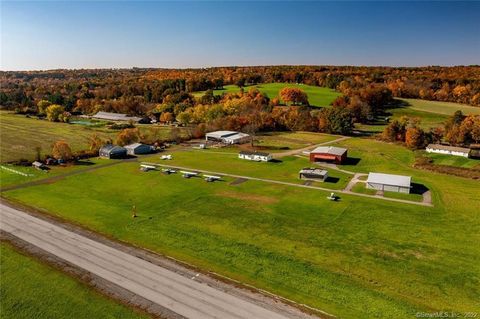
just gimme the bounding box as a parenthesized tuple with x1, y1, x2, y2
(99, 144, 127, 159)
(92, 112, 142, 122)
(366, 172, 411, 194)
(124, 143, 153, 155)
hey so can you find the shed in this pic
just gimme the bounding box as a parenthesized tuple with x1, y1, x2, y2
(309, 146, 347, 164)
(366, 172, 411, 194)
(205, 131, 250, 144)
(425, 144, 470, 158)
(124, 143, 153, 155)
(99, 145, 127, 159)
(238, 151, 272, 162)
(32, 161, 46, 170)
(92, 111, 142, 123)
(299, 168, 329, 182)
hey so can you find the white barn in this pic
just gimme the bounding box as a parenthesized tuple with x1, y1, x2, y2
(205, 131, 250, 144)
(238, 151, 272, 162)
(426, 144, 470, 158)
(366, 173, 411, 194)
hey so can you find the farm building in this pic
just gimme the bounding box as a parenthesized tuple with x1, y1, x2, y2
(469, 144, 480, 159)
(309, 146, 347, 164)
(238, 151, 272, 162)
(92, 111, 142, 123)
(366, 172, 411, 194)
(299, 168, 329, 182)
(32, 161, 46, 170)
(205, 131, 250, 144)
(99, 145, 127, 159)
(124, 143, 153, 155)
(426, 144, 470, 158)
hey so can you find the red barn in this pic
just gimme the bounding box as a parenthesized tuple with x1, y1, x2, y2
(309, 146, 347, 164)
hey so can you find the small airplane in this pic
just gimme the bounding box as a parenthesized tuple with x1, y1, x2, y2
(160, 155, 172, 160)
(203, 174, 221, 182)
(161, 168, 177, 174)
(327, 192, 338, 201)
(140, 164, 156, 172)
(180, 171, 198, 178)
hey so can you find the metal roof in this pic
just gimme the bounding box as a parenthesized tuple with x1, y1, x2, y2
(299, 168, 328, 176)
(426, 144, 470, 153)
(224, 132, 250, 141)
(100, 144, 126, 153)
(124, 143, 149, 150)
(93, 112, 142, 122)
(367, 173, 411, 188)
(239, 151, 270, 157)
(205, 131, 239, 139)
(311, 146, 347, 156)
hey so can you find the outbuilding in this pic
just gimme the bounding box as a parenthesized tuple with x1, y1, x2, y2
(426, 144, 471, 158)
(92, 111, 142, 123)
(366, 172, 411, 194)
(238, 151, 272, 162)
(309, 146, 348, 164)
(124, 143, 153, 155)
(299, 168, 329, 182)
(205, 131, 250, 144)
(32, 161, 46, 170)
(99, 144, 127, 159)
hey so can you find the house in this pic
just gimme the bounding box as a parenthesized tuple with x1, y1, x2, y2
(299, 168, 329, 182)
(32, 161, 46, 170)
(99, 144, 127, 159)
(309, 146, 348, 164)
(425, 144, 470, 158)
(238, 151, 272, 162)
(124, 143, 153, 155)
(366, 172, 411, 194)
(205, 131, 250, 144)
(92, 111, 142, 123)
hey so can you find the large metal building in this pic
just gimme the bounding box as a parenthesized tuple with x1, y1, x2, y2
(366, 172, 411, 194)
(205, 131, 250, 144)
(124, 143, 153, 155)
(99, 145, 127, 159)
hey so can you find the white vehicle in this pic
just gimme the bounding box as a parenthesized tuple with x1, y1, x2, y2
(203, 174, 221, 182)
(162, 168, 177, 174)
(161, 155, 172, 160)
(180, 171, 198, 178)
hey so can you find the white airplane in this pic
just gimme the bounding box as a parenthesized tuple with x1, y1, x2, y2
(180, 171, 198, 178)
(161, 168, 177, 174)
(160, 155, 172, 160)
(203, 174, 221, 182)
(140, 164, 156, 171)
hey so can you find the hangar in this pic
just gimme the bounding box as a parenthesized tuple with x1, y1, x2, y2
(309, 146, 348, 164)
(205, 131, 250, 144)
(366, 172, 411, 194)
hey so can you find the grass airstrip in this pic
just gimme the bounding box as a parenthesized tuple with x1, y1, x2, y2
(2, 136, 479, 319)
(0, 242, 146, 319)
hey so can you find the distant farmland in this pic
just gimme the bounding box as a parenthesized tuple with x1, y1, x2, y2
(193, 83, 341, 107)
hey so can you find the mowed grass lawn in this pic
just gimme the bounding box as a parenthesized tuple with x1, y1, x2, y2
(0, 242, 147, 319)
(147, 150, 351, 190)
(4, 137, 480, 318)
(193, 83, 341, 107)
(421, 152, 480, 169)
(0, 111, 175, 163)
(401, 98, 480, 116)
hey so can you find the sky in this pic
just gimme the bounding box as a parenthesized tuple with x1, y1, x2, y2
(1, 1, 479, 70)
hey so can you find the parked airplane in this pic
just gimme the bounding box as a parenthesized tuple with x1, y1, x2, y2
(203, 174, 221, 182)
(161, 155, 172, 160)
(162, 168, 177, 174)
(140, 164, 156, 172)
(180, 171, 198, 178)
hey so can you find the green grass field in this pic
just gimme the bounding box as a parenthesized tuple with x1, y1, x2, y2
(401, 98, 480, 115)
(193, 83, 341, 107)
(421, 152, 480, 169)
(0, 242, 146, 319)
(3, 136, 479, 319)
(0, 111, 176, 163)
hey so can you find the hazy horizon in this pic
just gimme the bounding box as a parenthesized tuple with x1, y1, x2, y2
(2, 1, 479, 71)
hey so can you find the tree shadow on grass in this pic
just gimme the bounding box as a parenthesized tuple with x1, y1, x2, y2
(342, 157, 361, 166)
(74, 160, 95, 166)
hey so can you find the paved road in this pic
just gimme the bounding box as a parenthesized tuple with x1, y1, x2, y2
(0, 204, 299, 319)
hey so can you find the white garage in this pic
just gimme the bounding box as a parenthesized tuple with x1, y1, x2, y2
(366, 172, 411, 194)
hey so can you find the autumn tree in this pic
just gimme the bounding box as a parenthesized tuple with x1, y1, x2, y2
(279, 88, 309, 106)
(318, 106, 354, 135)
(405, 126, 426, 149)
(52, 140, 73, 161)
(46, 104, 65, 122)
(116, 128, 140, 146)
(36, 99, 51, 115)
(159, 112, 174, 123)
